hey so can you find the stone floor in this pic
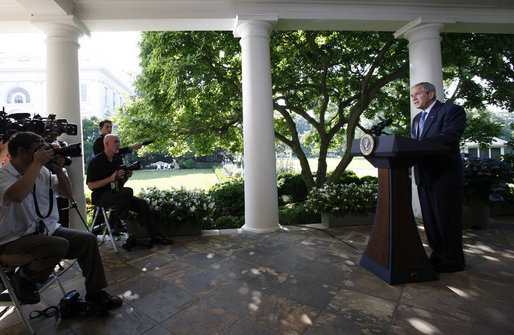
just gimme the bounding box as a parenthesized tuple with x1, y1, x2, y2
(1, 216, 513, 335)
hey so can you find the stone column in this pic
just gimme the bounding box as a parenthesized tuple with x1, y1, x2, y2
(234, 16, 280, 232)
(33, 17, 89, 230)
(395, 19, 445, 218)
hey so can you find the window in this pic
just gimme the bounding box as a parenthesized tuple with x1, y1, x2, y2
(112, 92, 116, 107)
(491, 148, 501, 159)
(14, 94, 24, 103)
(6, 87, 30, 104)
(468, 148, 478, 158)
(479, 148, 489, 158)
(81, 84, 88, 102)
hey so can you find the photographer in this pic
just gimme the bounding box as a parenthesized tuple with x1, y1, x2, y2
(86, 134, 172, 246)
(93, 119, 142, 156)
(0, 132, 121, 309)
(1, 139, 9, 166)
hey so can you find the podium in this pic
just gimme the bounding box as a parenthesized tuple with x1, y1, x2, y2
(351, 135, 450, 284)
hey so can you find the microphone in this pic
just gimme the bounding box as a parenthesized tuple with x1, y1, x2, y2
(369, 118, 392, 136)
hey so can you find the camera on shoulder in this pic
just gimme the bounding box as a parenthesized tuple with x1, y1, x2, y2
(0, 107, 78, 144)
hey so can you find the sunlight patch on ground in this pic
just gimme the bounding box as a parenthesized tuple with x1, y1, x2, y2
(122, 290, 140, 301)
(300, 313, 313, 325)
(248, 290, 262, 312)
(407, 318, 441, 334)
(447, 286, 470, 298)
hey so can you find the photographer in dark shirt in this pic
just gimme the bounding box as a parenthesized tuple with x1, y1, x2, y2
(86, 134, 172, 246)
(92, 119, 142, 156)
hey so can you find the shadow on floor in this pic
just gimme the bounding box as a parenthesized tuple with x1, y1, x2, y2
(1, 216, 513, 334)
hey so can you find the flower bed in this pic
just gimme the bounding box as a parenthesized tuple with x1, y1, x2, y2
(305, 182, 378, 216)
(127, 186, 215, 236)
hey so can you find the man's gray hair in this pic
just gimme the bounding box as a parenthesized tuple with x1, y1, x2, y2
(412, 82, 436, 95)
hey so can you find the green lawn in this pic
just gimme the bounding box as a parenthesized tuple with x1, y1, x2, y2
(84, 157, 376, 195)
(281, 156, 377, 177)
(124, 169, 220, 193)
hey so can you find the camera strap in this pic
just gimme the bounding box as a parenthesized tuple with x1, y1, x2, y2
(32, 183, 54, 219)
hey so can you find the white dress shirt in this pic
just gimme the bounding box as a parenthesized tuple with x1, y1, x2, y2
(0, 162, 61, 245)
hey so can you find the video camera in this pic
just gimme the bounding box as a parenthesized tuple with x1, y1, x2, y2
(118, 161, 141, 171)
(0, 107, 78, 142)
(1, 107, 81, 166)
(368, 118, 393, 137)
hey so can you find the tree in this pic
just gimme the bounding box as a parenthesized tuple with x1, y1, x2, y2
(82, 116, 100, 166)
(441, 33, 513, 113)
(462, 109, 505, 148)
(118, 31, 513, 190)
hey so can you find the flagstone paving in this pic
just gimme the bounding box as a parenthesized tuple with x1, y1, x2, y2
(1, 216, 513, 334)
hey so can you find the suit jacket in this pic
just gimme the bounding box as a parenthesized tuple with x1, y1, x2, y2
(410, 100, 466, 188)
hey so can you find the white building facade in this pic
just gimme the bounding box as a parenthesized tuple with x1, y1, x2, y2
(463, 137, 511, 159)
(0, 53, 131, 120)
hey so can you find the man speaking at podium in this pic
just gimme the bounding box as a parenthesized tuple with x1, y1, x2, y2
(410, 82, 466, 273)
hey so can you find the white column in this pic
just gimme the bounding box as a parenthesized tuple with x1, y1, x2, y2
(234, 17, 280, 232)
(404, 23, 445, 102)
(396, 20, 445, 218)
(34, 18, 88, 230)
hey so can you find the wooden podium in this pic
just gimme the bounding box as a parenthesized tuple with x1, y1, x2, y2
(351, 135, 450, 284)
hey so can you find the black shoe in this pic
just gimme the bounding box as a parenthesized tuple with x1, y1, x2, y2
(86, 290, 122, 310)
(122, 236, 153, 251)
(12, 271, 40, 304)
(112, 219, 127, 231)
(152, 236, 174, 245)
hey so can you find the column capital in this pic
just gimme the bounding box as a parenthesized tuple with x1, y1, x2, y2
(30, 15, 90, 39)
(394, 16, 450, 41)
(233, 15, 278, 38)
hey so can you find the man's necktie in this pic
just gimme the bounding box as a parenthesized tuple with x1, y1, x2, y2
(418, 111, 427, 138)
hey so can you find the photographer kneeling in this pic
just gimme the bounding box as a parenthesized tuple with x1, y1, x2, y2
(0, 132, 121, 309)
(86, 134, 172, 247)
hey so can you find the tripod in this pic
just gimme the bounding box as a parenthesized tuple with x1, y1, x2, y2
(59, 197, 90, 231)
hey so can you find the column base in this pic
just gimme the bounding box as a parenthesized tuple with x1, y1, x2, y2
(241, 224, 281, 233)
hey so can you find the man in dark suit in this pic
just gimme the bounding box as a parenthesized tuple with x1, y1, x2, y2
(409, 82, 466, 273)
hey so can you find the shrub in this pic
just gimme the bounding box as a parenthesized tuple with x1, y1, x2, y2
(279, 203, 320, 225)
(305, 182, 378, 215)
(359, 175, 379, 185)
(277, 172, 309, 204)
(463, 155, 514, 203)
(210, 216, 244, 230)
(335, 170, 361, 185)
(208, 178, 245, 218)
(137, 186, 214, 226)
(183, 158, 197, 169)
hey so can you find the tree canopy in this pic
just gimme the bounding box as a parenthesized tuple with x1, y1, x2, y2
(82, 116, 100, 166)
(118, 30, 513, 189)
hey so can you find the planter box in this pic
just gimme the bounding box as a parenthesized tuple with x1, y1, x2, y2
(321, 212, 375, 228)
(125, 219, 201, 238)
(462, 199, 489, 230)
(490, 204, 514, 217)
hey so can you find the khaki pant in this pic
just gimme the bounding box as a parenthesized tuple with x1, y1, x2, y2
(0, 227, 108, 295)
